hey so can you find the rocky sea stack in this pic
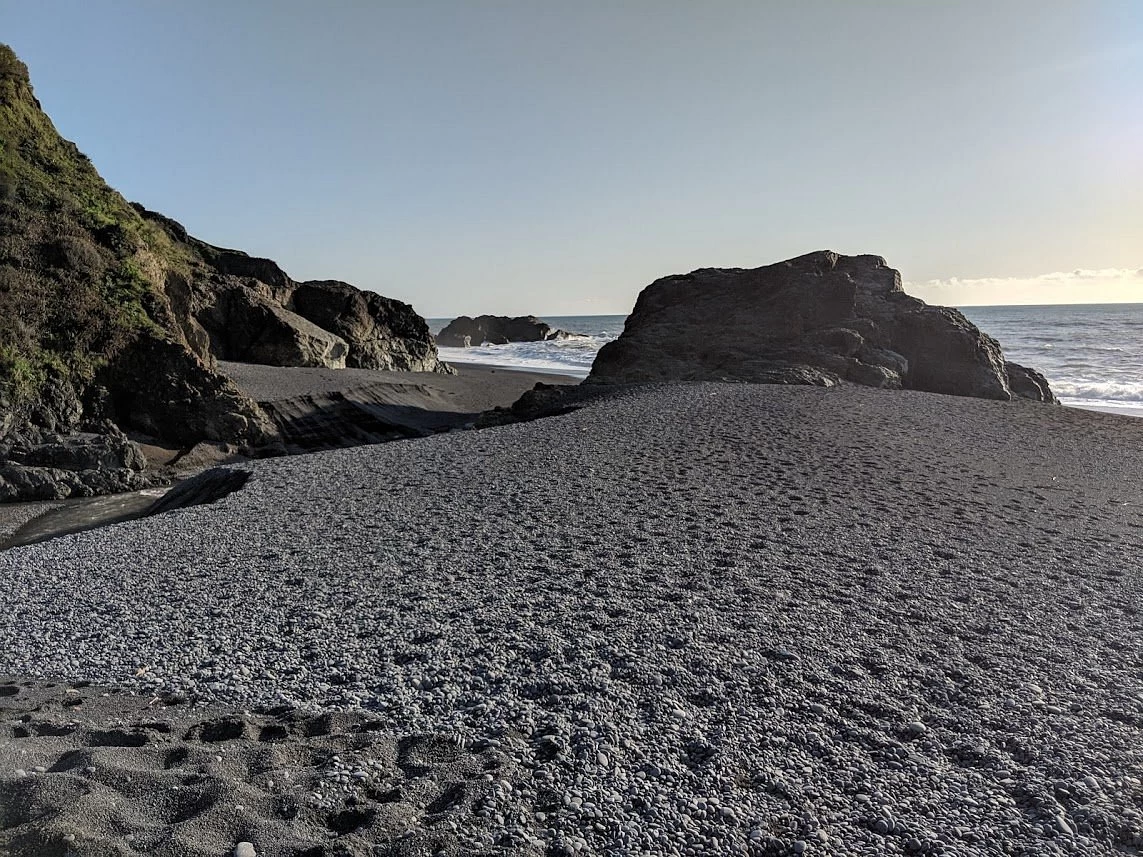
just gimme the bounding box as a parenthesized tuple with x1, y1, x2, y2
(436, 314, 580, 347)
(589, 250, 1056, 402)
(0, 45, 446, 501)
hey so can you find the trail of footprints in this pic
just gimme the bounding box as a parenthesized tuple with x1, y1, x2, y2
(0, 680, 519, 857)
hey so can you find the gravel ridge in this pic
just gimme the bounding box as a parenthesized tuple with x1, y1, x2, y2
(2, 383, 1142, 856)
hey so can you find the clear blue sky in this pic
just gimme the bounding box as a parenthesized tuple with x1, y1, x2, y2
(4, 1, 1140, 315)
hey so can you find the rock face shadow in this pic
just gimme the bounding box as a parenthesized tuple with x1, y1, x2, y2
(144, 468, 251, 517)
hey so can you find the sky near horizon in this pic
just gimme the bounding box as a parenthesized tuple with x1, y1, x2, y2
(3, 1, 1140, 316)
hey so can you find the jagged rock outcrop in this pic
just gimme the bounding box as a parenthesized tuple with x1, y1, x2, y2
(0, 423, 149, 502)
(436, 315, 579, 347)
(589, 251, 1056, 403)
(97, 337, 278, 446)
(1005, 362, 1057, 404)
(0, 44, 446, 501)
(0, 462, 149, 503)
(20, 431, 145, 471)
(192, 282, 350, 369)
(135, 207, 449, 375)
(289, 281, 443, 372)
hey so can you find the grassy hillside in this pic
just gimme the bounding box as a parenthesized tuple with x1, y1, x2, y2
(0, 43, 189, 413)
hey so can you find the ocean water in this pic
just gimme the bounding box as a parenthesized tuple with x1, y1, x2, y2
(429, 304, 1143, 413)
(428, 316, 627, 378)
(961, 304, 1143, 413)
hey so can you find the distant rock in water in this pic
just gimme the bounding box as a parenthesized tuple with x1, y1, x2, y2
(588, 251, 1056, 403)
(436, 315, 581, 347)
(0, 43, 447, 502)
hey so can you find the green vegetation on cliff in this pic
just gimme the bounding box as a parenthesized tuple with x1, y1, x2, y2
(0, 44, 436, 451)
(0, 43, 183, 409)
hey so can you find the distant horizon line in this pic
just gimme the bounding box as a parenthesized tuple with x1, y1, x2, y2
(424, 300, 1143, 320)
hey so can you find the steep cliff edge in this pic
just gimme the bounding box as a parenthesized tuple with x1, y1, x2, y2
(0, 46, 274, 449)
(0, 44, 445, 501)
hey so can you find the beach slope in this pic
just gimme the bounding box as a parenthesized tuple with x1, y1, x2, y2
(1, 384, 1142, 855)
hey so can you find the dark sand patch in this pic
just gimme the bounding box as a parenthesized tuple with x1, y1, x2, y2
(218, 361, 579, 414)
(219, 361, 580, 453)
(0, 678, 502, 857)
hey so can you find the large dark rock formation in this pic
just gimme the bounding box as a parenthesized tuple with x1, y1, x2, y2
(0, 44, 446, 501)
(192, 282, 350, 370)
(436, 315, 578, 347)
(290, 280, 442, 371)
(136, 207, 448, 374)
(588, 251, 1056, 403)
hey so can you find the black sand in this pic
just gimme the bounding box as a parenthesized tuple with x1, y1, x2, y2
(1, 383, 1142, 856)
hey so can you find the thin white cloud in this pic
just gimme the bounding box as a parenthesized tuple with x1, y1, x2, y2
(906, 267, 1143, 306)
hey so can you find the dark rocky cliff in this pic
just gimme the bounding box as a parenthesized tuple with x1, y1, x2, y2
(0, 46, 274, 450)
(133, 206, 448, 375)
(0, 44, 446, 501)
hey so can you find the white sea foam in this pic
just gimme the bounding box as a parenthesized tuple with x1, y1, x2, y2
(1052, 381, 1143, 409)
(431, 317, 625, 379)
(437, 342, 597, 378)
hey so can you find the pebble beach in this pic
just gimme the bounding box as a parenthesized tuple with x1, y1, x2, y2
(2, 381, 1142, 856)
